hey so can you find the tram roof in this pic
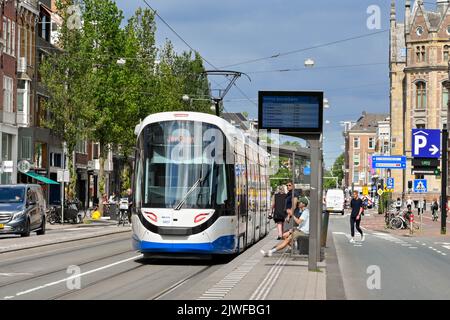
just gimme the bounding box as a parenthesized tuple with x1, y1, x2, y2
(135, 112, 268, 155)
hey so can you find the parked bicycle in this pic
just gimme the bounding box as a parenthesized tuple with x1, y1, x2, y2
(47, 200, 83, 225)
(389, 209, 420, 231)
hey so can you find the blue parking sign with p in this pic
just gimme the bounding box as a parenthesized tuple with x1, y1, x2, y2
(387, 178, 394, 190)
(412, 129, 441, 158)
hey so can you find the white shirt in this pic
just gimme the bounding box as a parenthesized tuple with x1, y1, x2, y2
(297, 208, 310, 235)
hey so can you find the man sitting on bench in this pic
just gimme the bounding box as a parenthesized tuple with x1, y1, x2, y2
(261, 198, 310, 257)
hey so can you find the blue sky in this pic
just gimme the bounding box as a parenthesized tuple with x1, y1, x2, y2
(113, 0, 417, 168)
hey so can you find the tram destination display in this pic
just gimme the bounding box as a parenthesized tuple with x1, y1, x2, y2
(258, 91, 323, 134)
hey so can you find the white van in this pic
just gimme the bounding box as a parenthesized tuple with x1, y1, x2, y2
(326, 189, 345, 215)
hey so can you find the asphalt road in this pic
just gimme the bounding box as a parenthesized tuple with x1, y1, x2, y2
(331, 213, 450, 300)
(0, 232, 223, 300)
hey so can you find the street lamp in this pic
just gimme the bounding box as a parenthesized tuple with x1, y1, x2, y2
(116, 58, 126, 66)
(182, 94, 190, 103)
(304, 58, 315, 68)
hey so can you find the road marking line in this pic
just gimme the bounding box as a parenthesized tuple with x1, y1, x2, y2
(443, 245, 450, 250)
(250, 254, 288, 300)
(0, 273, 33, 277)
(409, 247, 418, 249)
(198, 259, 260, 300)
(258, 255, 289, 300)
(10, 254, 142, 299)
(3, 296, 14, 299)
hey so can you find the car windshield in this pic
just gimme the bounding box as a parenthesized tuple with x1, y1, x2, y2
(0, 188, 25, 203)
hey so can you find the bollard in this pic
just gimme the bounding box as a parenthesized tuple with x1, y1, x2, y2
(410, 213, 414, 235)
(321, 211, 330, 248)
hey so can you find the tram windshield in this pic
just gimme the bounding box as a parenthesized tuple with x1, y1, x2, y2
(137, 121, 229, 209)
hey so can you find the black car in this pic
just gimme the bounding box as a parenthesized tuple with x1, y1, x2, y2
(0, 185, 47, 237)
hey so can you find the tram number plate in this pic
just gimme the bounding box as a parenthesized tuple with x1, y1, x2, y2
(0, 224, 4, 229)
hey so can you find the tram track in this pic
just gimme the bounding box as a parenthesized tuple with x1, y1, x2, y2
(0, 248, 137, 291)
(0, 234, 131, 268)
(148, 265, 213, 300)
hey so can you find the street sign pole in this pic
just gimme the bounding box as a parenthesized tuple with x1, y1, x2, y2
(441, 127, 448, 235)
(308, 138, 320, 270)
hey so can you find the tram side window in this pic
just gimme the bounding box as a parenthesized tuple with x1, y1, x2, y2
(134, 150, 142, 207)
(215, 164, 228, 205)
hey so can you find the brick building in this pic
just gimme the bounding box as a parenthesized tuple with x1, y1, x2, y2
(344, 112, 389, 193)
(0, 0, 18, 184)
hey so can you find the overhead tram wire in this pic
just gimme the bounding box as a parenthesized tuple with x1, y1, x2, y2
(244, 62, 388, 75)
(221, 29, 389, 69)
(140, 0, 257, 119)
(141, 0, 217, 71)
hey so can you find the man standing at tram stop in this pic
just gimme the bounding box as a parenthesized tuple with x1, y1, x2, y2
(349, 191, 365, 243)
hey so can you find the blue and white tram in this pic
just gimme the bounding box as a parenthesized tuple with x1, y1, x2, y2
(131, 112, 271, 257)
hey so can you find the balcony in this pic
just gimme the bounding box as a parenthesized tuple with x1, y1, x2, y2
(0, 111, 16, 125)
(16, 112, 29, 127)
(87, 159, 114, 172)
(18, 0, 39, 14)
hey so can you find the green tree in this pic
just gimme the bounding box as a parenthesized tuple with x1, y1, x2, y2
(270, 157, 292, 190)
(81, 0, 128, 214)
(330, 153, 345, 185)
(40, 0, 95, 198)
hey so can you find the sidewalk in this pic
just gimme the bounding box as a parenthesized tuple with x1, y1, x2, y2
(46, 218, 118, 231)
(359, 208, 450, 238)
(172, 229, 327, 300)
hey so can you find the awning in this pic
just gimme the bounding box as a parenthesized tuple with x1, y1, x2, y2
(25, 172, 59, 185)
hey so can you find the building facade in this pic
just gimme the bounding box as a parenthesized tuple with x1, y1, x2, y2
(344, 112, 389, 192)
(390, 0, 450, 201)
(0, 0, 19, 184)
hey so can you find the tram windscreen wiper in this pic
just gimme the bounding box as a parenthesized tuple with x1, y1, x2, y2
(174, 176, 204, 211)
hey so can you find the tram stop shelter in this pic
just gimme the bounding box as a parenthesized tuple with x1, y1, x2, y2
(259, 91, 326, 271)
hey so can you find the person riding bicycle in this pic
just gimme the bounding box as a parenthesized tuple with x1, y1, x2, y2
(406, 197, 413, 212)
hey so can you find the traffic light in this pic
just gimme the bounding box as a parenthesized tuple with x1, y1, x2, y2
(408, 181, 413, 189)
(435, 168, 441, 176)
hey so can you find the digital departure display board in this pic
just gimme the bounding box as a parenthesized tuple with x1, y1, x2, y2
(258, 91, 323, 134)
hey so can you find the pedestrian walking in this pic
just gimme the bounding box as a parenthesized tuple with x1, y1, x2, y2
(349, 191, 364, 243)
(418, 198, 424, 216)
(271, 186, 287, 240)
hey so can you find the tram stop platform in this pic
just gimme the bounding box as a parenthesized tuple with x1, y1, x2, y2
(168, 228, 328, 300)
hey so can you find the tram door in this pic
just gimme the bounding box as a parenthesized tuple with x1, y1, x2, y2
(235, 149, 248, 252)
(259, 163, 267, 239)
(245, 145, 255, 246)
(254, 151, 262, 243)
